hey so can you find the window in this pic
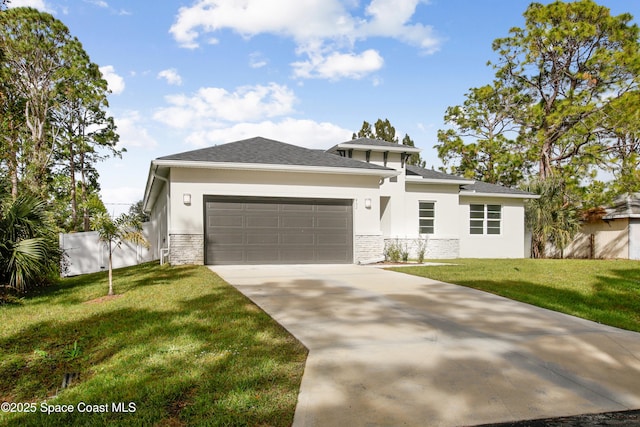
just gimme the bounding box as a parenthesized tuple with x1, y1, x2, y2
(470, 204, 501, 235)
(419, 201, 435, 234)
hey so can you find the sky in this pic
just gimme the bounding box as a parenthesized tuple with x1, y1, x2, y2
(7, 0, 640, 216)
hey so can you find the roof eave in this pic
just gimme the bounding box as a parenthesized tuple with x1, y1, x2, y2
(335, 143, 421, 153)
(405, 176, 474, 185)
(459, 190, 540, 199)
(603, 213, 640, 220)
(151, 159, 399, 178)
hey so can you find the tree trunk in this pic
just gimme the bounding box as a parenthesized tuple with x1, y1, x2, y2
(107, 242, 113, 296)
(80, 150, 90, 231)
(69, 140, 78, 230)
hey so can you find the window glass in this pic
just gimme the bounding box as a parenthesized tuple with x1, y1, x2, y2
(469, 204, 501, 235)
(419, 201, 435, 234)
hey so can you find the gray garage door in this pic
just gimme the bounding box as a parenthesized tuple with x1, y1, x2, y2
(204, 196, 353, 265)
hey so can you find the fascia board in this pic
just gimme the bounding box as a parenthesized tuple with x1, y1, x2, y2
(405, 176, 474, 185)
(603, 213, 640, 220)
(151, 159, 400, 178)
(459, 190, 540, 199)
(335, 143, 421, 153)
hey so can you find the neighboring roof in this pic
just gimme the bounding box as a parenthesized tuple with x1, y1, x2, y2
(156, 136, 395, 172)
(603, 193, 640, 219)
(460, 180, 539, 198)
(328, 137, 421, 154)
(405, 165, 474, 183)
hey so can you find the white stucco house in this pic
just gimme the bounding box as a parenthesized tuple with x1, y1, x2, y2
(142, 136, 537, 265)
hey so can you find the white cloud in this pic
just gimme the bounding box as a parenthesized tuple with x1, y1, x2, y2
(249, 52, 268, 69)
(114, 111, 158, 149)
(292, 49, 383, 80)
(157, 68, 183, 86)
(154, 83, 297, 128)
(169, 0, 439, 80)
(99, 65, 125, 95)
(86, 0, 108, 8)
(8, 0, 52, 12)
(184, 118, 352, 149)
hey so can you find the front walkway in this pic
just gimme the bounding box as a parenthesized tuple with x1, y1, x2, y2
(211, 264, 640, 427)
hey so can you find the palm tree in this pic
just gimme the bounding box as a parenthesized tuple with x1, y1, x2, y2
(91, 212, 149, 296)
(0, 194, 60, 293)
(525, 178, 581, 258)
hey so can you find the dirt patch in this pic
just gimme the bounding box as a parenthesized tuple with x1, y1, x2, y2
(84, 294, 123, 304)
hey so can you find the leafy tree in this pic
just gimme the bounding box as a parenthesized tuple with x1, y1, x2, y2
(353, 118, 426, 166)
(51, 48, 120, 231)
(128, 200, 150, 223)
(91, 212, 149, 296)
(438, 0, 640, 256)
(0, 7, 81, 195)
(0, 7, 120, 228)
(0, 193, 60, 293)
(525, 178, 581, 259)
(436, 82, 532, 186)
(438, 0, 640, 187)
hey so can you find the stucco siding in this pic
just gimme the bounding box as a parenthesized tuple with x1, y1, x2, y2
(169, 167, 381, 235)
(459, 197, 526, 258)
(560, 219, 629, 259)
(630, 219, 640, 260)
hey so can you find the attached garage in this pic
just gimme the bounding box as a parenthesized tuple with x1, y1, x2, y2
(204, 196, 353, 265)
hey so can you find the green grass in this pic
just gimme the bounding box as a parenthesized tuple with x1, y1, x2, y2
(0, 262, 307, 426)
(393, 259, 640, 332)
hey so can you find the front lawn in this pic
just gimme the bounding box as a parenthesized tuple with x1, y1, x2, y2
(0, 262, 307, 426)
(393, 259, 640, 332)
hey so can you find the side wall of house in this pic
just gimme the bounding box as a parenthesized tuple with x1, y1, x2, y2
(167, 167, 384, 264)
(560, 219, 629, 259)
(458, 197, 526, 258)
(630, 219, 640, 260)
(389, 183, 462, 259)
(148, 177, 169, 261)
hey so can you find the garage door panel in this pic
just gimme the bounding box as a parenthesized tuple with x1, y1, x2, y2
(205, 196, 352, 265)
(281, 233, 315, 245)
(281, 216, 314, 228)
(316, 217, 349, 229)
(317, 233, 349, 245)
(317, 205, 350, 213)
(209, 215, 244, 227)
(245, 203, 278, 212)
(281, 203, 314, 212)
(212, 233, 245, 245)
(246, 234, 279, 244)
(246, 216, 279, 228)
(208, 202, 245, 211)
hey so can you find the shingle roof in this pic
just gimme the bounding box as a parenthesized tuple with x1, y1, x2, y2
(406, 165, 535, 196)
(604, 193, 640, 219)
(406, 165, 472, 182)
(327, 137, 421, 153)
(157, 136, 394, 171)
(461, 180, 536, 196)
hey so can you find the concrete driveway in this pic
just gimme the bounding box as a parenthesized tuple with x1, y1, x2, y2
(210, 264, 640, 427)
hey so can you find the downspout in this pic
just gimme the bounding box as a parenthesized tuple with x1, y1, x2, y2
(153, 167, 171, 265)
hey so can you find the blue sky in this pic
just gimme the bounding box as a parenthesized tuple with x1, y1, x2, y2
(8, 0, 640, 215)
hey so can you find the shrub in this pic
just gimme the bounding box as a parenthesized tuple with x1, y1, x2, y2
(384, 239, 402, 262)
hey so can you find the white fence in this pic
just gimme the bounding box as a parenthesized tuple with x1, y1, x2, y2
(59, 223, 156, 277)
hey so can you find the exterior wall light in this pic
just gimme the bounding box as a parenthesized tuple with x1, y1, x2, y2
(364, 198, 372, 209)
(183, 193, 191, 205)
